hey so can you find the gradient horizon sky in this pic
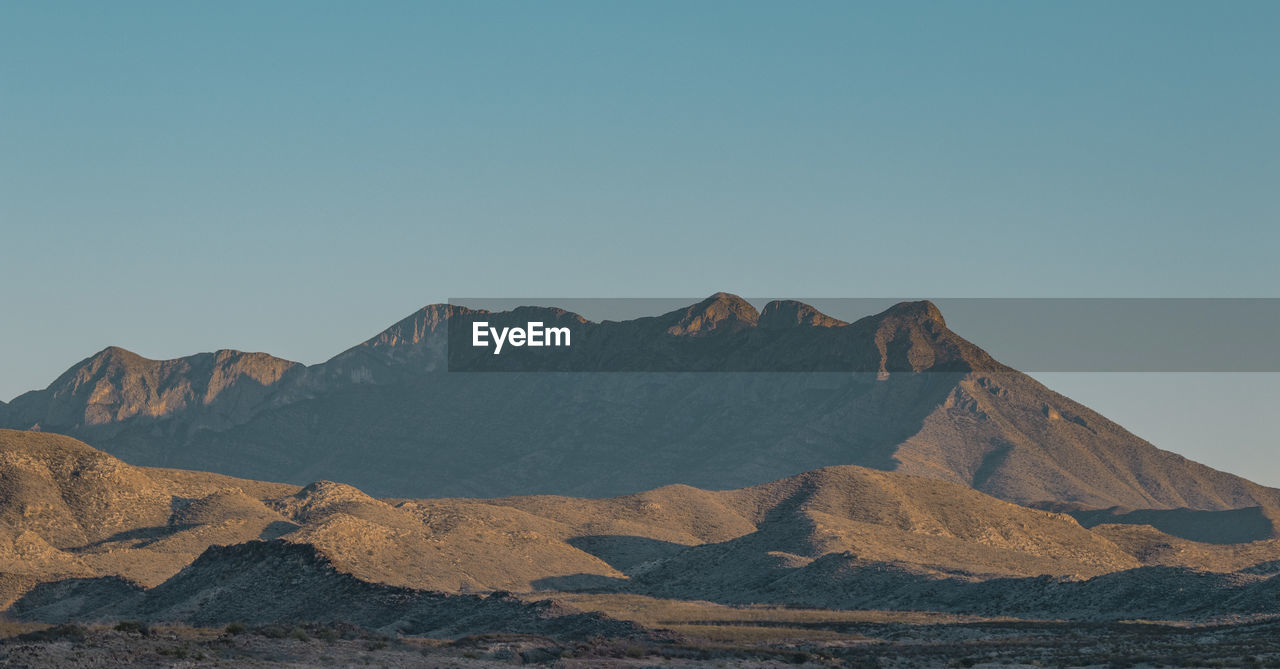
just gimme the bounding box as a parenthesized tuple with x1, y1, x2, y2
(2, 3, 1278, 480)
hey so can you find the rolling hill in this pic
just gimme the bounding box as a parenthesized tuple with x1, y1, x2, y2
(7, 429, 1280, 624)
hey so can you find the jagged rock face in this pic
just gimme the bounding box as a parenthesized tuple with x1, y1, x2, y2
(3, 294, 1278, 512)
(313, 304, 483, 385)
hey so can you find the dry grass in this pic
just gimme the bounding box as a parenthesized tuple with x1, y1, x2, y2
(0, 619, 49, 639)
(663, 623, 856, 643)
(540, 592, 1020, 648)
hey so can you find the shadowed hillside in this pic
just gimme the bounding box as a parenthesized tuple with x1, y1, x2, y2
(9, 541, 648, 641)
(8, 429, 1280, 626)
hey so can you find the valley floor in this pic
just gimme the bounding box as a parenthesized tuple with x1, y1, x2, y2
(6, 602, 1280, 669)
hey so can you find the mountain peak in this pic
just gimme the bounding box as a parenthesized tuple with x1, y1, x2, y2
(358, 304, 482, 350)
(758, 300, 847, 329)
(663, 292, 760, 336)
(91, 345, 146, 364)
(6, 345, 299, 432)
(875, 300, 946, 329)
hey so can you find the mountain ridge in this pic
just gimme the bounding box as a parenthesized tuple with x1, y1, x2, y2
(2, 294, 1273, 513)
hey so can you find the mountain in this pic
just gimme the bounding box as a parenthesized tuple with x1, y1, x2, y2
(7, 430, 1280, 624)
(3, 295, 1276, 514)
(3, 347, 301, 437)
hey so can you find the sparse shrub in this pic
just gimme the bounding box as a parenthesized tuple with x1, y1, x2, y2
(113, 620, 149, 635)
(16, 624, 87, 643)
(289, 626, 310, 642)
(223, 622, 247, 636)
(306, 621, 362, 640)
(520, 646, 564, 663)
(158, 643, 200, 660)
(624, 644, 646, 658)
(256, 624, 289, 639)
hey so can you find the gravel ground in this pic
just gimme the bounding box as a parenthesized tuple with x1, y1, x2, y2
(6, 619, 1280, 668)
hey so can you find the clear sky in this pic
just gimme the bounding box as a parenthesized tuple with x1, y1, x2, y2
(2, 3, 1277, 479)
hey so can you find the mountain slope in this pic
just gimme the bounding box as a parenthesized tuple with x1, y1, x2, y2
(891, 369, 1280, 510)
(4, 295, 1276, 512)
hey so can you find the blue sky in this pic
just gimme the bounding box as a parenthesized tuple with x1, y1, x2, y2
(2, 3, 1277, 479)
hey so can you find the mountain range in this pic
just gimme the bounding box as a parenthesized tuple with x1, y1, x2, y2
(8, 291, 1280, 637)
(2, 294, 1274, 513)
